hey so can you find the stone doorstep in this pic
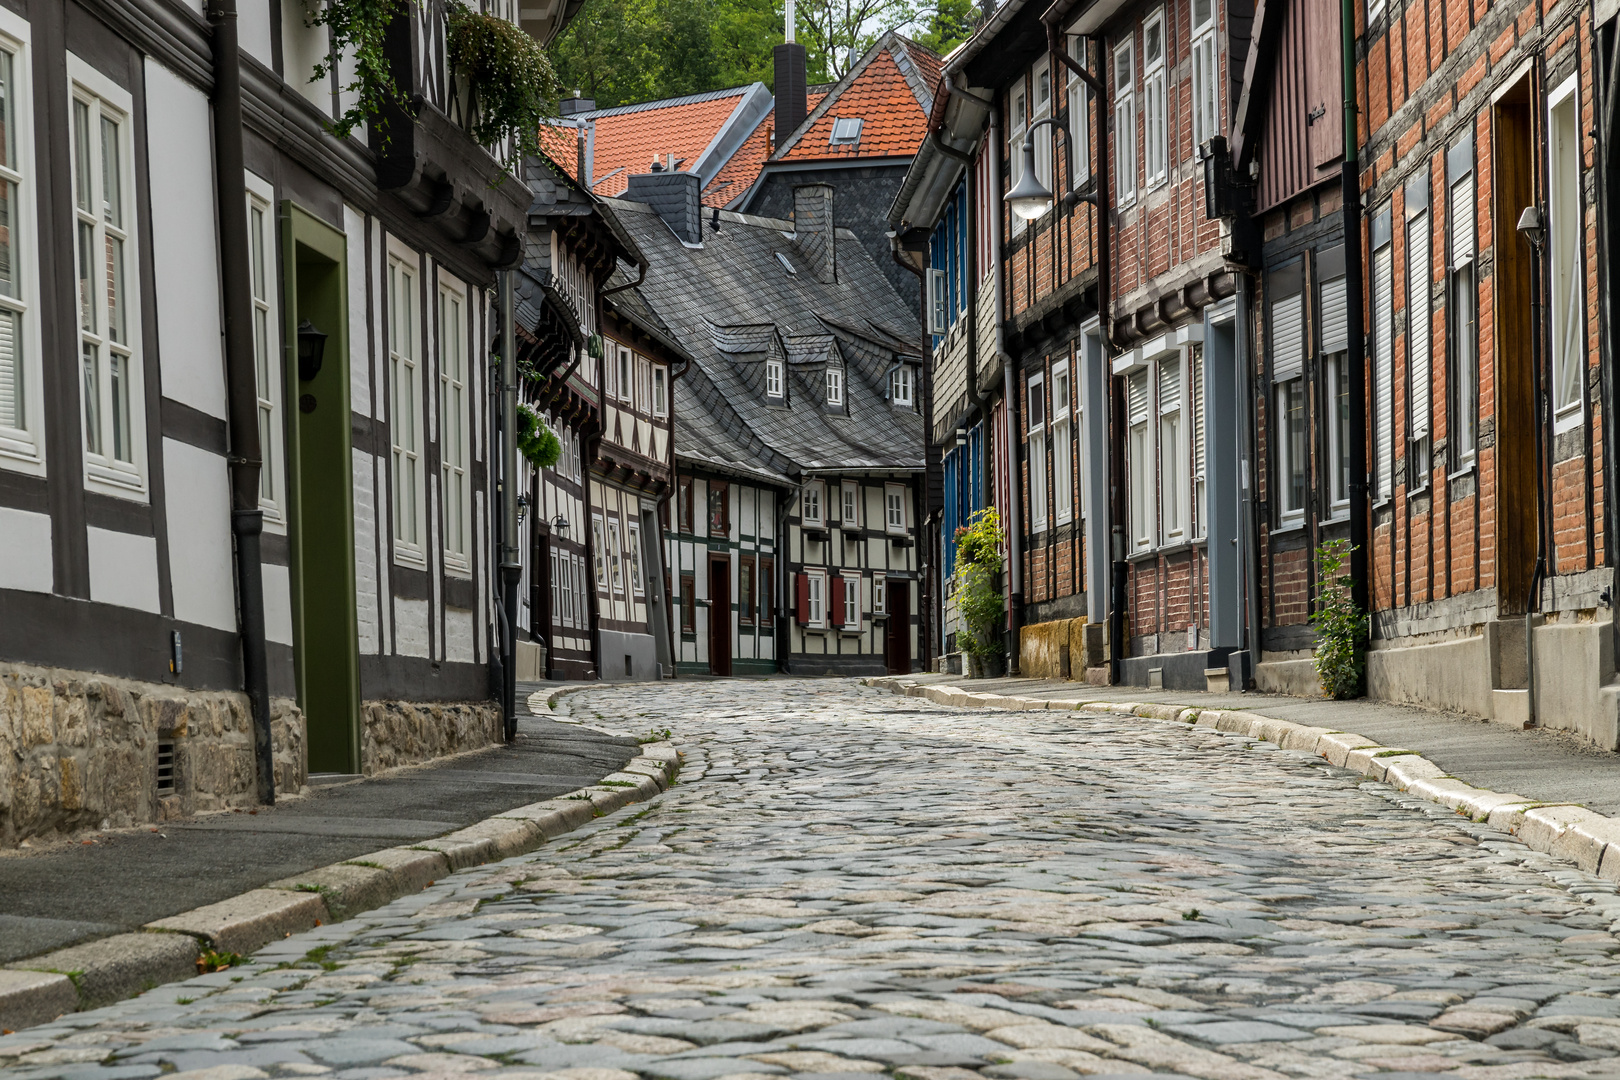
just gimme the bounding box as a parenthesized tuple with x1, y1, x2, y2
(0, 739, 681, 1034)
(869, 675, 1620, 893)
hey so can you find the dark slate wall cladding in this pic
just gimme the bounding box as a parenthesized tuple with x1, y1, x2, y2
(626, 172, 703, 244)
(792, 184, 836, 284)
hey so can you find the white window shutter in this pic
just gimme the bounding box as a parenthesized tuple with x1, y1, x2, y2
(1373, 243, 1395, 498)
(1320, 276, 1348, 354)
(1271, 292, 1305, 380)
(1191, 351, 1205, 480)
(1408, 213, 1431, 438)
(1451, 177, 1474, 265)
(1157, 355, 1180, 410)
(1127, 370, 1149, 424)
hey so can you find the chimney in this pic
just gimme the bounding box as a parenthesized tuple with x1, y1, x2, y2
(626, 171, 704, 245)
(560, 90, 596, 116)
(792, 183, 835, 283)
(773, 43, 807, 150)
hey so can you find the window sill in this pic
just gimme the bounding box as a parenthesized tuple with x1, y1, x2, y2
(393, 548, 429, 571)
(0, 440, 45, 476)
(1270, 520, 1307, 538)
(888, 533, 913, 546)
(85, 465, 149, 503)
(1448, 461, 1477, 481)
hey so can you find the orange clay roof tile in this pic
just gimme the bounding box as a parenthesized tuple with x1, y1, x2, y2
(584, 92, 749, 198)
(701, 89, 829, 207)
(775, 46, 933, 164)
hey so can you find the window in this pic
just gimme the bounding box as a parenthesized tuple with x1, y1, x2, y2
(0, 29, 36, 475)
(1448, 167, 1477, 467)
(548, 549, 562, 628)
(1550, 77, 1584, 431)
(575, 555, 587, 619)
(652, 364, 668, 416)
(1067, 35, 1090, 189)
(1114, 40, 1137, 204)
(841, 481, 859, 528)
(872, 572, 887, 615)
(1372, 211, 1395, 495)
(1326, 351, 1350, 512)
(617, 346, 633, 403)
(627, 521, 643, 593)
(890, 364, 914, 405)
(680, 572, 696, 633)
(825, 365, 844, 406)
(1368, 0, 1386, 26)
(739, 555, 755, 624)
(1009, 84, 1028, 235)
(389, 252, 425, 561)
(708, 480, 728, 536)
(761, 557, 774, 621)
(841, 573, 860, 631)
(885, 483, 907, 533)
(766, 356, 784, 398)
(592, 515, 607, 587)
(634, 355, 649, 411)
(927, 268, 949, 335)
(440, 281, 470, 573)
(74, 71, 144, 499)
(571, 431, 582, 480)
(247, 178, 281, 518)
(1028, 373, 1048, 532)
(830, 117, 863, 144)
(678, 476, 693, 532)
(802, 480, 824, 526)
(1190, 345, 1206, 535)
(1127, 369, 1153, 549)
(1052, 361, 1073, 526)
(1141, 12, 1166, 187)
(1190, 0, 1217, 150)
(1032, 58, 1053, 197)
(801, 569, 826, 627)
(1158, 354, 1183, 539)
(1271, 290, 1306, 524)
(606, 519, 624, 592)
(1405, 203, 1432, 486)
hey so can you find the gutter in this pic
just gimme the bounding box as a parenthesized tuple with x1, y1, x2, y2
(208, 0, 274, 804)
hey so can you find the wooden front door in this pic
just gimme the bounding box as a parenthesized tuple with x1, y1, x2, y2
(533, 532, 553, 678)
(1494, 78, 1539, 615)
(885, 580, 910, 675)
(708, 558, 732, 676)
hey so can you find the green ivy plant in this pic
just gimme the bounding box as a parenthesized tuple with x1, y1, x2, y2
(307, 0, 409, 142)
(1311, 538, 1366, 699)
(446, 2, 561, 156)
(516, 403, 562, 469)
(953, 508, 1006, 671)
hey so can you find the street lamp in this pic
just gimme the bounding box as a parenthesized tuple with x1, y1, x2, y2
(1004, 116, 1086, 221)
(552, 514, 571, 537)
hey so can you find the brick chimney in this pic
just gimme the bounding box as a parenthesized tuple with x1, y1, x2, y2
(626, 171, 703, 244)
(773, 43, 807, 150)
(793, 184, 835, 283)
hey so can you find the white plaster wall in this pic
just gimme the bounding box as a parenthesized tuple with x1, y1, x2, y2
(353, 448, 380, 653)
(146, 61, 225, 420)
(345, 205, 371, 417)
(239, 0, 273, 67)
(0, 507, 51, 592)
(281, 0, 331, 113)
(88, 527, 161, 613)
(395, 596, 430, 657)
(445, 607, 476, 663)
(262, 561, 293, 645)
(163, 439, 236, 630)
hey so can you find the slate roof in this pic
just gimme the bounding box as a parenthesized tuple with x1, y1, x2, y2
(702, 87, 831, 208)
(771, 33, 939, 164)
(603, 197, 925, 482)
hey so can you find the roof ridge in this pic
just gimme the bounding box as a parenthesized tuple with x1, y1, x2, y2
(578, 83, 759, 119)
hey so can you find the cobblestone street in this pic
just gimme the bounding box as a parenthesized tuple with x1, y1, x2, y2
(10, 680, 1620, 1079)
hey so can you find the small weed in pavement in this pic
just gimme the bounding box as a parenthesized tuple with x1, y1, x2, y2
(175, 997, 195, 1005)
(196, 949, 245, 974)
(1183, 909, 1202, 920)
(639, 728, 673, 743)
(597, 780, 636, 788)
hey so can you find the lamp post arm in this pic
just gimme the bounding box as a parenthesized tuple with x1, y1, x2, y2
(1023, 116, 1078, 211)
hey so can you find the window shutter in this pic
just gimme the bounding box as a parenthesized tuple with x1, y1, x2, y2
(1271, 292, 1305, 380)
(1320, 276, 1348, 354)
(795, 573, 810, 625)
(1191, 350, 1205, 479)
(1373, 242, 1395, 498)
(1451, 176, 1474, 265)
(1408, 213, 1431, 437)
(1127, 370, 1149, 424)
(0, 314, 15, 429)
(831, 576, 845, 628)
(1157, 355, 1180, 411)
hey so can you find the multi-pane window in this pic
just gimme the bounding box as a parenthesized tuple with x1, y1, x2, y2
(592, 515, 607, 587)
(1067, 35, 1090, 189)
(1191, 0, 1217, 149)
(885, 483, 907, 533)
(1405, 201, 1432, 486)
(247, 182, 281, 517)
(873, 572, 887, 615)
(708, 480, 728, 535)
(806, 570, 825, 627)
(802, 479, 824, 525)
(1142, 13, 1167, 187)
(1127, 369, 1152, 549)
(841, 481, 859, 527)
(575, 555, 587, 618)
(1448, 167, 1477, 466)
(627, 521, 643, 593)
(766, 356, 784, 398)
(652, 364, 668, 416)
(1114, 40, 1137, 204)
(0, 35, 36, 472)
(1271, 290, 1306, 523)
(1032, 59, 1053, 194)
(680, 572, 695, 632)
(1320, 262, 1351, 514)
(825, 365, 843, 406)
(739, 555, 755, 624)
(1372, 212, 1395, 495)
(842, 573, 860, 631)
(548, 549, 562, 628)
(1052, 362, 1073, 526)
(389, 253, 424, 561)
(440, 282, 470, 572)
(890, 364, 913, 405)
(1550, 78, 1584, 431)
(617, 345, 633, 403)
(1158, 354, 1183, 539)
(1027, 374, 1047, 532)
(74, 77, 142, 496)
(1009, 83, 1028, 235)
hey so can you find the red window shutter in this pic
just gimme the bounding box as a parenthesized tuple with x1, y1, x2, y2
(831, 575, 845, 628)
(796, 573, 810, 625)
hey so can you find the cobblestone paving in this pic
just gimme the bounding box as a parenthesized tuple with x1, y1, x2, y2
(9, 681, 1620, 1080)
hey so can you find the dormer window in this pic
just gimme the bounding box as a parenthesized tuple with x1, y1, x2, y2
(766, 357, 784, 398)
(830, 117, 863, 145)
(890, 365, 914, 406)
(825, 366, 844, 406)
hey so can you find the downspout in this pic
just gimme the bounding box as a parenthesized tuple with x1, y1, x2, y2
(891, 242, 935, 672)
(776, 484, 801, 672)
(1527, 222, 1548, 727)
(657, 354, 690, 677)
(1594, 0, 1620, 668)
(499, 270, 520, 739)
(1342, 0, 1370, 627)
(209, 0, 274, 804)
(987, 106, 1023, 674)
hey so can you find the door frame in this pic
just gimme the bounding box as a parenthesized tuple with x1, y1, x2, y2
(886, 578, 911, 675)
(708, 553, 732, 676)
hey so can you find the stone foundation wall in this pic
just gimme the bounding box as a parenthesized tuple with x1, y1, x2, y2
(0, 662, 305, 847)
(360, 700, 503, 774)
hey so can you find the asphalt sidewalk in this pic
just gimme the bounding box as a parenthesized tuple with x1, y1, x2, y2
(0, 683, 636, 964)
(898, 671, 1620, 816)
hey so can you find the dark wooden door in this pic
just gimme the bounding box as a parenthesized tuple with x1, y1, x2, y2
(533, 533, 553, 678)
(1494, 81, 1539, 615)
(709, 559, 732, 676)
(885, 580, 910, 675)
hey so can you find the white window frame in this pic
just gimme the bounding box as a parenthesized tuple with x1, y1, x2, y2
(652, 363, 668, 416)
(1190, 0, 1217, 150)
(1052, 360, 1073, 526)
(549, 547, 562, 628)
(1127, 368, 1154, 550)
(627, 519, 643, 594)
(617, 345, 633, 404)
(927, 268, 948, 334)
(873, 571, 887, 615)
(841, 480, 860, 528)
(592, 513, 607, 589)
(1275, 374, 1307, 525)
(766, 355, 784, 398)
(802, 479, 824, 526)
(246, 172, 284, 525)
(1066, 34, 1090, 190)
(1158, 354, 1184, 541)
(1010, 82, 1029, 236)
(1448, 174, 1477, 468)
(1028, 372, 1048, 533)
(890, 363, 914, 406)
(1549, 74, 1585, 433)
(806, 568, 826, 628)
(1114, 39, 1137, 205)
(825, 365, 844, 406)
(1325, 350, 1351, 515)
(438, 276, 471, 574)
(1141, 11, 1167, 189)
(388, 243, 426, 566)
(1032, 57, 1053, 196)
(0, 18, 40, 477)
(574, 553, 587, 619)
(884, 482, 908, 534)
(72, 58, 146, 502)
(841, 572, 860, 631)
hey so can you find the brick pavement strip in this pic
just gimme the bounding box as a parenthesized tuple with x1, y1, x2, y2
(8, 682, 1620, 1079)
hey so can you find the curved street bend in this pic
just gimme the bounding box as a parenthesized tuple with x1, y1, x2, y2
(9, 680, 1620, 1080)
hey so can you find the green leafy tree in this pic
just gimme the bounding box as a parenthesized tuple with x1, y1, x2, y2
(952, 508, 1006, 670)
(913, 0, 977, 55)
(1311, 539, 1366, 699)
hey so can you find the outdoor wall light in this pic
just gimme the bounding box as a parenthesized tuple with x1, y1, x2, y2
(1516, 205, 1546, 249)
(517, 493, 530, 524)
(1004, 117, 1078, 221)
(552, 514, 571, 537)
(297, 320, 328, 382)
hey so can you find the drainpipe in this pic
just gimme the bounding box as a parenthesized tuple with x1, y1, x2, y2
(1526, 203, 1551, 726)
(657, 355, 690, 677)
(1341, 0, 1369, 624)
(1593, 0, 1620, 670)
(984, 106, 1023, 675)
(209, 0, 274, 805)
(891, 238, 936, 671)
(500, 270, 520, 739)
(776, 484, 801, 672)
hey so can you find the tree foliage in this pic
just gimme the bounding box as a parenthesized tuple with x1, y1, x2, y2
(952, 508, 1006, 667)
(1311, 539, 1366, 699)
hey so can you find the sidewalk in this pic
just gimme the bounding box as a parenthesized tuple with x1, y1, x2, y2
(895, 672, 1620, 816)
(0, 683, 636, 965)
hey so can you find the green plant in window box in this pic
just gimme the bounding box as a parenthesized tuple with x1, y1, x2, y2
(446, 1, 561, 156)
(1311, 538, 1366, 699)
(517, 403, 562, 469)
(952, 508, 1007, 676)
(306, 0, 410, 142)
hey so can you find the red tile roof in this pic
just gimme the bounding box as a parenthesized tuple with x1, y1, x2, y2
(702, 89, 829, 207)
(585, 91, 749, 197)
(536, 121, 583, 177)
(773, 38, 937, 164)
